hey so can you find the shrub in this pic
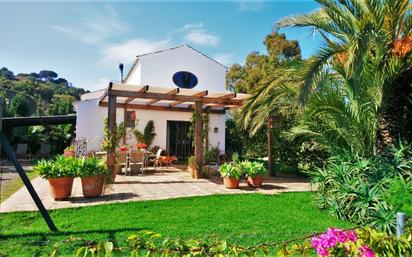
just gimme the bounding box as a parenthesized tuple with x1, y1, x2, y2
(283, 227, 412, 257)
(310, 143, 412, 233)
(239, 161, 267, 178)
(219, 162, 242, 179)
(204, 146, 220, 164)
(78, 157, 109, 177)
(34, 155, 79, 179)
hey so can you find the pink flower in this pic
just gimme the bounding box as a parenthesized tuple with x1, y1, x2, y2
(360, 245, 374, 257)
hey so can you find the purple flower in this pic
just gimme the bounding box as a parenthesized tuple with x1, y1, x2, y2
(360, 245, 374, 257)
(311, 228, 360, 256)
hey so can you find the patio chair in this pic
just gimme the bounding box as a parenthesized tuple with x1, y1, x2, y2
(16, 143, 28, 160)
(151, 148, 164, 170)
(38, 143, 51, 159)
(129, 150, 144, 175)
(116, 151, 128, 175)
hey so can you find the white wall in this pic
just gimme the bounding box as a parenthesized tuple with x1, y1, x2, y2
(75, 99, 124, 151)
(126, 46, 227, 92)
(76, 103, 226, 154)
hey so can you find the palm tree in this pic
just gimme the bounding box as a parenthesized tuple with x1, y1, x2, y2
(275, 0, 411, 105)
(269, 0, 412, 155)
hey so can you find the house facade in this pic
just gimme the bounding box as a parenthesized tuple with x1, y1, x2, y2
(75, 45, 229, 160)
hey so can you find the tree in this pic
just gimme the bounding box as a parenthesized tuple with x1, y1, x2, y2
(273, 0, 412, 154)
(9, 93, 30, 117)
(0, 67, 15, 80)
(38, 70, 58, 81)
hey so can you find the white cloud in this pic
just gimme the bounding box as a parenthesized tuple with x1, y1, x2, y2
(237, 1, 265, 12)
(212, 52, 235, 66)
(100, 38, 172, 64)
(50, 5, 127, 45)
(185, 30, 220, 47)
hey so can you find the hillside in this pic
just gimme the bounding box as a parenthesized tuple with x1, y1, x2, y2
(0, 67, 88, 117)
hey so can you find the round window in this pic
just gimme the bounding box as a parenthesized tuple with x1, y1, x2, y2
(172, 71, 198, 89)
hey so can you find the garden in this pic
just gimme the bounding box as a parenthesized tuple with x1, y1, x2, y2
(1, 0, 412, 256)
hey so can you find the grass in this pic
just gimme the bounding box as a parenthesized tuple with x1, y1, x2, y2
(0, 192, 352, 256)
(0, 170, 38, 203)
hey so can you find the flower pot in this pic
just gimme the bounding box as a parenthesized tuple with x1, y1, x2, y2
(247, 175, 263, 188)
(223, 176, 240, 189)
(48, 177, 74, 200)
(81, 175, 105, 197)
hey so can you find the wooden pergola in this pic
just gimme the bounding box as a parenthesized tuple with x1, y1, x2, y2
(100, 82, 248, 177)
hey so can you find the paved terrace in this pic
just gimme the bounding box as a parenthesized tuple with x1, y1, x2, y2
(0, 166, 312, 213)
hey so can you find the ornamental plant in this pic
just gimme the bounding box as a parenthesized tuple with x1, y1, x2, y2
(239, 161, 266, 178)
(78, 157, 109, 177)
(219, 163, 242, 179)
(35, 155, 80, 179)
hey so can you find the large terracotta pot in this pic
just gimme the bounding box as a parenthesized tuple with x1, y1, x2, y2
(247, 175, 263, 188)
(81, 175, 105, 197)
(223, 176, 240, 189)
(48, 177, 74, 200)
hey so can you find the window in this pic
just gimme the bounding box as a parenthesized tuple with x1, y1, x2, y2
(172, 71, 198, 89)
(126, 111, 136, 128)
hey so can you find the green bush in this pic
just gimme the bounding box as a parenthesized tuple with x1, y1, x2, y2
(203, 146, 220, 164)
(34, 155, 79, 179)
(239, 161, 267, 178)
(35, 156, 109, 179)
(219, 163, 242, 179)
(310, 143, 412, 233)
(78, 157, 109, 177)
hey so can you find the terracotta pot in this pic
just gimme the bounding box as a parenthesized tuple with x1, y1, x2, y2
(247, 175, 263, 188)
(81, 175, 105, 197)
(48, 177, 74, 200)
(223, 176, 240, 189)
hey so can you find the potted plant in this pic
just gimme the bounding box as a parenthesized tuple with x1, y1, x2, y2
(187, 156, 198, 179)
(219, 163, 242, 189)
(34, 155, 78, 200)
(240, 161, 266, 188)
(79, 157, 109, 197)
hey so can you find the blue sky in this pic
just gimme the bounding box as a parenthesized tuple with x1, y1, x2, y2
(0, 1, 321, 91)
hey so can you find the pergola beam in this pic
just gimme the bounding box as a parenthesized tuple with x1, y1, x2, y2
(218, 92, 236, 99)
(107, 89, 241, 105)
(125, 85, 149, 104)
(169, 90, 208, 107)
(99, 101, 225, 114)
(146, 88, 179, 105)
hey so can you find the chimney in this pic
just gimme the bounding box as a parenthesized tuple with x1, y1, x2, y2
(119, 63, 124, 83)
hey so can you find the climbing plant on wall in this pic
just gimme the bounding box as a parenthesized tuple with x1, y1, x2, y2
(134, 120, 156, 148)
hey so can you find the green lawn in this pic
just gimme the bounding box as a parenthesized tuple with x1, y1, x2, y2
(0, 170, 38, 203)
(0, 192, 352, 256)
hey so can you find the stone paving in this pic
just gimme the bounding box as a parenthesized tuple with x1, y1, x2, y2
(0, 166, 312, 213)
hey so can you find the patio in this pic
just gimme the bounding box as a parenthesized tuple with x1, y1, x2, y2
(0, 166, 311, 213)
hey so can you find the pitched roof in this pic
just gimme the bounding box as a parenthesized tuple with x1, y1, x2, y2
(124, 44, 228, 83)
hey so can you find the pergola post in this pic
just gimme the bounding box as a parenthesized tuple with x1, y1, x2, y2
(107, 86, 117, 174)
(194, 101, 203, 178)
(268, 114, 275, 176)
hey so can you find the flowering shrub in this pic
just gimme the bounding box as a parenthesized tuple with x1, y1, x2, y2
(311, 228, 371, 257)
(135, 143, 147, 149)
(281, 227, 411, 257)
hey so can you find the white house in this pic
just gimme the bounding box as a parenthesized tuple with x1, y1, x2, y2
(75, 44, 242, 160)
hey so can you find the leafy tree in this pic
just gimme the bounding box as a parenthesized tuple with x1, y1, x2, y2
(38, 70, 58, 81)
(275, 0, 412, 150)
(9, 93, 30, 117)
(0, 67, 15, 80)
(48, 94, 76, 115)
